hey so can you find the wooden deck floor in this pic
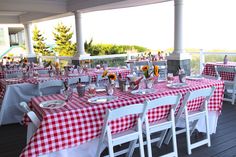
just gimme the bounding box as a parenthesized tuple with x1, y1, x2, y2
(0, 101, 235, 157)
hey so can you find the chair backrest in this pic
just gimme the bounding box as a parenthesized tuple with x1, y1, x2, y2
(100, 103, 146, 139)
(216, 66, 236, 82)
(67, 76, 91, 88)
(67, 77, 79, 86)
(145, 94, 181, 111)
(176, 87, 215, 119)
(19, 102, 40, 128)
(134, 61, 150, 67)
(6, 72, 21, 78)
(37, 69, 49, 74)
(144, 94, 182, 121)
(38, 80, 64, 96)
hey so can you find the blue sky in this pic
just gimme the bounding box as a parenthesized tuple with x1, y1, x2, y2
(35, 0, 236, 51)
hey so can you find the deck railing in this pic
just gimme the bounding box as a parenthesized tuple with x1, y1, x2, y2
(12, 51, 236, 74)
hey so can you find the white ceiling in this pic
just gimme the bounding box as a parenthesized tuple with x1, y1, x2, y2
(0, 0, 170, 24)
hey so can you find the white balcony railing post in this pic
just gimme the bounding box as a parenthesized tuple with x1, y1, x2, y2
(199, 49, 205, 73)
(38, 53, 43, 66)
(55, 52, 59, 63)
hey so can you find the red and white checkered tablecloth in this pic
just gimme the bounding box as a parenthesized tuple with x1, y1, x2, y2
(202, 62, 236, 81)
(20, 78, 224, 157)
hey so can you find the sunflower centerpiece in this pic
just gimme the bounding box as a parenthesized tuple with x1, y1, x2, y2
(141, 65, 159, 89)
(102, 70, 117, 95)
(102, 70, 117, 84)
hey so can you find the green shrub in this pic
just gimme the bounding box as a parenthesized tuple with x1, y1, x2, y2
(86, 42, 149, 56)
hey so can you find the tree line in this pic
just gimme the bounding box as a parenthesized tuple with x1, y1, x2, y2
(33, 23, 149, 56)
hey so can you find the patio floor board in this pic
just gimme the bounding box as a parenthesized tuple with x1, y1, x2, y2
(0, 102, 235, 157)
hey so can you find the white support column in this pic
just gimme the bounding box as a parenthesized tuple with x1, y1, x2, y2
(167, 0, 191, 75)
(74, 11, 89, 59)
(167, 0, 190, 60)
(23, 23, 35, 57)
(174, 0, 183, 54)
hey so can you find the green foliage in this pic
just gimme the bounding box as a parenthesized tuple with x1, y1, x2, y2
(53, 23, 76, 56)
(84, 38, 93, 53)
(84, 39, 149, 56)
(32, 26, 52, 56)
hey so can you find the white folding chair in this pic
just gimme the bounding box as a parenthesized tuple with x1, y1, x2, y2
(165, 87, 215, 155)
(96, 103, 146, 157)
(38, 80, 64, 96)
(215, 66, 236, 104)
(127, 94, 182, 157)
(19, 102, 40, 143)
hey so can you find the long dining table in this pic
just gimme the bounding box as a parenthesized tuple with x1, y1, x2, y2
(0, 68, 130, 125)
(20, 78, 224, 157)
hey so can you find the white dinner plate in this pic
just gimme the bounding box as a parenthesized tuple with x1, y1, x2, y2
(88, 96, 118, 104)
(131, 89, 156, 95)
(186, 75, 204, 80)
(39, 100, 66, 109)
(95, 86, 106, 92)
(166, 83, 188, 89)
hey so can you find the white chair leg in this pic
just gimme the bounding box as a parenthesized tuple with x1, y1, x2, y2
(138, 121, 145, 157)
(95, 138, 103, 157)
(145, 123, 152, 157)
(190, 120, 198, 136)
(164, 129, 172, 145)
(205, 113, 211, 147)
(27, 122, 34, 143)
(232, 93, 235, 105)
(185, 117, 192, 155)
(171, 121, 178, 157)
(126, 140, 137, 157)
(157, 129, 168, 148)
(107, 129, 115, 157)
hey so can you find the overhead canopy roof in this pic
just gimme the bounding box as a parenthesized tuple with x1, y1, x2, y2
(0, 0, 170, 24)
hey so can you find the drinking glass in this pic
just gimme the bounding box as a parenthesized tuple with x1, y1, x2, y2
(167, 73, 174, 84)
(63, 87, 73, 102)
(88, 84, 96, 96)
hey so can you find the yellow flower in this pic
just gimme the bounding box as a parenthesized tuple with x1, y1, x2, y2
(142, 65, 149, 71)
(108, 73, 117, 81)
(55, 62, 60, 68)
(102, 70, 108, 77)
(154, 65, 159, 76)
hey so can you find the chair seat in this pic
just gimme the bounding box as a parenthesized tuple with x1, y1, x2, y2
(143, 119, 172, 134)
(105, 128, 139, 146)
